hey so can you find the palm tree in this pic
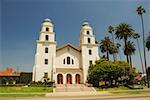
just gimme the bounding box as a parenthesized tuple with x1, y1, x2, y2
(100, 37, 116, 61)
(108, 25, 116, 61)
(146, 33, 150, 51)
(124, 41, 136, 67)
(133, 33, 146, 85)
(136, 6, 149, 88)
(116, 43, 122, 60)
(115, 23, 135, 63)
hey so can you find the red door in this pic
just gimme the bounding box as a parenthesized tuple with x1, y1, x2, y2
(57, 74, 63, 84)
(66, 74, 72, 84)
(75, 74, 80, 84)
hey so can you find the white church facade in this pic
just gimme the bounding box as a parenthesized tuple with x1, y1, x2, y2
(32, 18, 99, 84)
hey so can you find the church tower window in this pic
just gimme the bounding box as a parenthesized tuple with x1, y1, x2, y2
(45, 35, 49, 41)
(46, 27, 49, 32)
(44, 72, 48, 78)
(89, 60, 92, 65)
(87, 31, 90, 35)
(45, 47, 48, 53)
(88, 38, 91, 43)
(45, 59, 48, 64)
(89, 49, 92, 55)
(67, 57, 70, 64)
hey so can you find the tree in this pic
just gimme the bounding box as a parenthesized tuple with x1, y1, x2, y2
(100, 37, 117, 61)
(124, 41, 136, 67)
(133, 33, 146, 85)
(136, 6, 149, 88)
(115, 23, 135, 63)
(108, 25, 116, 61)
(146, 33, 150, 51)
(88, 58, 136, 87)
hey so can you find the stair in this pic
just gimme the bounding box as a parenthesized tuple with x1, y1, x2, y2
(55, 84, 95, 92)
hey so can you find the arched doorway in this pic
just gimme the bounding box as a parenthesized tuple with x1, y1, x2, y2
(66, 74, 72, 84)
(57, 74, 63, 84)
(75, 74, 80, 84)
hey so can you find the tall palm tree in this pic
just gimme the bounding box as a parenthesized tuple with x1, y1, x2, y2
(108, 25, 116, 61)
(100, 37, 116, 61)
(133, 33, 146, 85)
(116, 43, 122, 60)
(115, 23, 135, 63)
(124, 41, 136, 67)
(136, 6, 149, 88)
(146, 33, 150, 51)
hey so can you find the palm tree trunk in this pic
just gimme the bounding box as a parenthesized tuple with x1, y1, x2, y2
(129, 55, 132, 68)
(124, 39, 129, 63)
(106, 50, 109, 61)
(137, 39, 146, 86)
(141, 14, 149, 88)
(111, 34, 116, 61)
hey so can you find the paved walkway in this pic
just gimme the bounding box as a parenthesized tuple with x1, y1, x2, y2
(46, 91, 111, 97)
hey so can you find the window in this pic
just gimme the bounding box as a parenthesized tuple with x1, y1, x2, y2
(63, 59, 65, 64)
(44, 72, 48, 78)
(89, 60, 92, 65)
(45, 35, 49, 41)
(45, 47, 48, 53)
(89, 49, 92, 55)
(87, 31, 90, 35)
(72, 59, 74, 64)
(88, 38, 91, 43)
(45, 59, 48, 64)
(46, 27, 49, 32)
(67, 57, 70, 64)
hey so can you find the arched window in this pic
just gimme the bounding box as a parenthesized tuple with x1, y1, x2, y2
(45, 47, 48, 53)
(89, 49, 92, 55)
(45, 35, 49, 41)
(63, 59, 65, 64)
(87, 31, 90, 35)
(88, 38, 91, 43)
(46, 27, 49, 32)
(72, 59, 74, 64)
(67, 57, 70, 64)
(45, 59, 48, 64)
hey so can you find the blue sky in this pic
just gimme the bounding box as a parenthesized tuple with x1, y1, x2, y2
(1, 0, 150, 72)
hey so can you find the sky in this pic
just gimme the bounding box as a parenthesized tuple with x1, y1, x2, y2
(0, 0, 150, 72)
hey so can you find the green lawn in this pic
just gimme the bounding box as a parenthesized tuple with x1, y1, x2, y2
(95, 86, 129, 91)
(95, 86, 150, 94)
(0, 87, 53, 93)
(110, 89, 150, 94)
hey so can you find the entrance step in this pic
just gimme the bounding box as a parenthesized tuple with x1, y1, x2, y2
(55, 84, 95, 92)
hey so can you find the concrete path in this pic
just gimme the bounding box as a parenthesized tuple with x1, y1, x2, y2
(0, 94, 150, 100)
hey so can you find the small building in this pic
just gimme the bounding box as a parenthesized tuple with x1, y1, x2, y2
(0, 67, 20, 84)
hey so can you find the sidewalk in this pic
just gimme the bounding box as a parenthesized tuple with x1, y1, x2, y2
(45, 91, 111, 97)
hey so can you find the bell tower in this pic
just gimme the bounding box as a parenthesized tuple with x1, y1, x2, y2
(32, 18, 56, 82)
(80, 21, 99, 83)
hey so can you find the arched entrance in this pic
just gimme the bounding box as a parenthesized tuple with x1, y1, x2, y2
(66, 74, 72, 84)
(57, 74, 63, 84)
(75, 74, 80, 84)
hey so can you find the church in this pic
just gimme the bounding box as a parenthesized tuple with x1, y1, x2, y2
(32, 18, 99, 84)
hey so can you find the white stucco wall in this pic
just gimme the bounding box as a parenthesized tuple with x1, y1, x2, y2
(56, 46, 81, 68)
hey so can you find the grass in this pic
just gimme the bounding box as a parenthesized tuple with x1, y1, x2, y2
(95, 86, 150, 94)
(95, 86, 129, 91)
(0, 86, 53, 93)
(110, 89, 150, 94)
(0, 93, 45, 97)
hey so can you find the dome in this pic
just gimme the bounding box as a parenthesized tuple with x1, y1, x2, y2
(82, 21, 89, 26)
(44, 18, 52, 22)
